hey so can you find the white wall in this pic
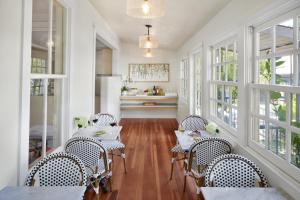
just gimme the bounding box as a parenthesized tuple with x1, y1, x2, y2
(119, 42, 178, 92)
(0, 0, 23, 189)
(176, 0, 300, 198)
(67, 0, 120, 137)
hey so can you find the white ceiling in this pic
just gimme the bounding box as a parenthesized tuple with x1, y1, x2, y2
(89, 0, 231, 50)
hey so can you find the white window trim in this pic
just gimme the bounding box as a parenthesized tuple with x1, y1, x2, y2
(248, 5, 300, 181)
(193, 50, 203, 116)
(180, 57, 189, 103)
(18, 0, 71, 185)
(209, 36, 239, 133)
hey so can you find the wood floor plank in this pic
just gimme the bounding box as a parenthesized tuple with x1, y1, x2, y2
(85, 118, 199, 200)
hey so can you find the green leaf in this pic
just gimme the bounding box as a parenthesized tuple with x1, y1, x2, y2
(270, 91, 281, 100)
(276, 60, 285, 67)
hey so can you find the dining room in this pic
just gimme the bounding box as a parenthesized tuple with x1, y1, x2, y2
(0, 0, 300, 200)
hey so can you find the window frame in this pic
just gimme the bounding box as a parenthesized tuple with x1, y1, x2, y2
(210, 37, 239, 133)
(249, 7, 300, 180)
(193, 51, 202, 116)
(19, 0, 70, 182)
(180, 57, 189, 103)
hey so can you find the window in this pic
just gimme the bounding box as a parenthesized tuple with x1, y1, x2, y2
(29, 0, 67, 165)
(210, 38, 238, 130)
(250, 14, 300, 172)
(194, 52, 202, 115)
(180, 58, 189, 101)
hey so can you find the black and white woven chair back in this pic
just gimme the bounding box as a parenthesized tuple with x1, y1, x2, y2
(91, 113, 117, 127)
(205, 154, 268, 187)
(25, 152, 87, 186)
(65, 136, 108, 171)
(181, 115, 208, 131)
(189, 138, 232, 166)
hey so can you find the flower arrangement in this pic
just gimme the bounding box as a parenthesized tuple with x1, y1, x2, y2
(74, 117, 89, 129)
(205, 122, 220, 135)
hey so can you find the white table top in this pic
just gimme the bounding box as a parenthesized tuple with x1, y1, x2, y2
(0, 186, 86, 200)
(73, 126, 122, 141)
(200, 187, 287, 200)
(175, 130, 211, 151)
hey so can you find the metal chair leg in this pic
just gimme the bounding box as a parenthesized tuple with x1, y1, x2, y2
(170, 152, 176, 180)
(183, 161, 187, 192)
(121, 151, 127, 174)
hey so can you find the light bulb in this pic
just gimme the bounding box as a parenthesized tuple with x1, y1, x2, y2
(142, 1, 150, 15)
(144, 49, 153, 57)
(145, 40, 152, 48)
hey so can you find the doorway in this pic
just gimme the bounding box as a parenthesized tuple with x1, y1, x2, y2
(94, 37, 113, 114)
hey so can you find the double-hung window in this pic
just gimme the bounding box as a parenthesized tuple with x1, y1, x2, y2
(194, 52, 202, 115)
(29, 0, 67, 166)
(210, 38, 238, 130)
(180, 58, 189, 102)
(250, 12, 300, 174)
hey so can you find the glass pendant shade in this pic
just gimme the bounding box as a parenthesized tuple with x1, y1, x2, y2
(139, 35, 159, 48)
(126, 0, 166, 19)
(144, 49, 154, 57)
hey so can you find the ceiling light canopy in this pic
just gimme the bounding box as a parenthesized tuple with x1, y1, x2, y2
(126, 0, 166, 19)
(139, 25, 159, 49)
(144, 48, 154, 58)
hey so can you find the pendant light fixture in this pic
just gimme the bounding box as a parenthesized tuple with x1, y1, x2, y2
(144, 48, 154, 57)
(126, 0, 166, 19)
(139, 24, 158, 49)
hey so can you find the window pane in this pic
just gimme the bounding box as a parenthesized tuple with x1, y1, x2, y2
(258, 119, 267, 147)
(217, 103, 222, 119)
(224, 86, 230, 103)
(269, 91, 286, 122)
(231, 108, 238, 129)
(235, 64, 238, 82)
(224, 105, 230, 124)
(52, 0, 65, 74)
(31, 0, 49, 74)
(221, 47, 226, 63)
(228, 63, 234, 81)
(276, 19, 293, 53)
(228, 43, 234, 63)
(217, 85, 222, 100)
(46, 79, 62, 154)
(29, 79, 45, 165)
(269, 123, 286, 159)
(220, 65, 226, 81)
(213, 66, 220, 80)
(259, 59, 272, 84)
(214, 48, 220, 64)
(259, 27, 273, 57)
(291, 94, 300, 128)
(275, 55, 293, 85)
(291, 132, 300, 169)
(231, 86, 238, 106)
(259, 90, 267, 115)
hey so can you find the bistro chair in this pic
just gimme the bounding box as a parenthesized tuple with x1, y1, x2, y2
(65, 136, 112, 193)
(25, 152, 87, 187)
(90, 113, 127, 173)
(170, 115, 208, 180)
(90, 113, 118, 127)
(184, 138, 232, 194)
(205, 154, 268, 187)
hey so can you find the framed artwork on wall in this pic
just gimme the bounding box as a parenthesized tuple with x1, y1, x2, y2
(128, 63, 169, 82)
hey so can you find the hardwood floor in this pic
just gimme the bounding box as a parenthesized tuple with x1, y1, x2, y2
(85, 118, 199, 200)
